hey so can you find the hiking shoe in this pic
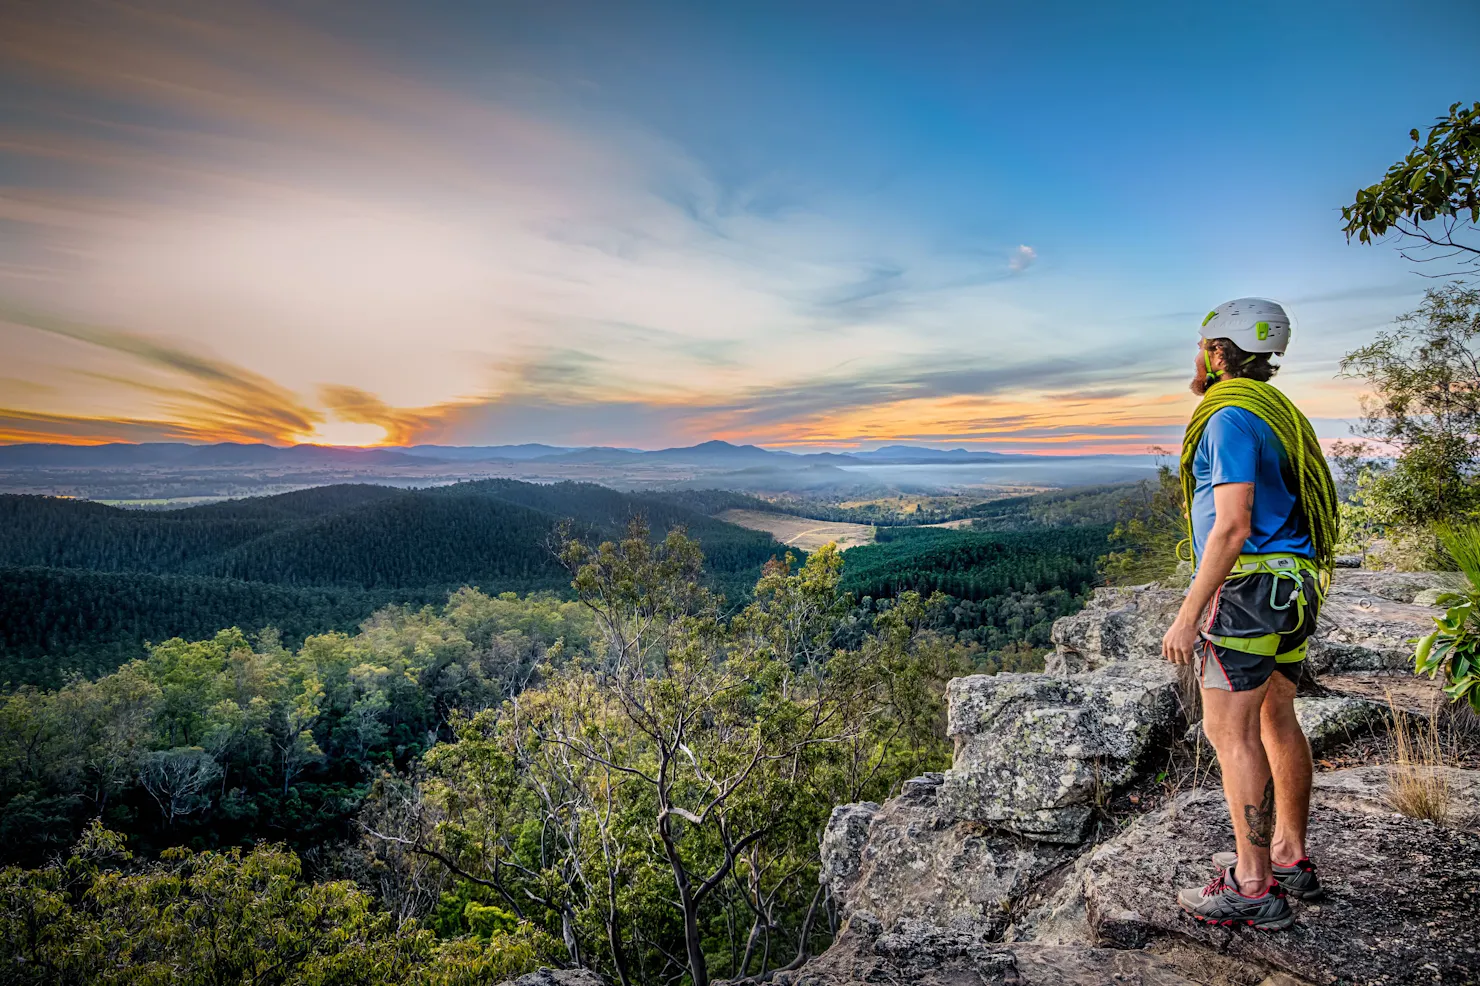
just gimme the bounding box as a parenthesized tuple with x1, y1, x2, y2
(1212, 851, 1324, 901)
(1177, 868, 1294, 930)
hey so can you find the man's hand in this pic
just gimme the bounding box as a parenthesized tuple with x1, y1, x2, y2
(1162, 616, 1201, 666)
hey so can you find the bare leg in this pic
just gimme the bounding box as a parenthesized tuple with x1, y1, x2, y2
(1202, 680, 1275, 896)
(1260, 671, 1312, 866)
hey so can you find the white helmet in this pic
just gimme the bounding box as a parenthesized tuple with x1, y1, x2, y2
(1199, 297, 1291, 354)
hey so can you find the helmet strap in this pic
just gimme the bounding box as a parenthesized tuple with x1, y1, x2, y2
(1203, 346, 1222, 384)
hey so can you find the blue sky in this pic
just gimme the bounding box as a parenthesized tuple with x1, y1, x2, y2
(0, 0, 1475, 450)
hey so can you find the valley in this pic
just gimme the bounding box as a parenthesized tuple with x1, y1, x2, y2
(715, 509, 877, 551)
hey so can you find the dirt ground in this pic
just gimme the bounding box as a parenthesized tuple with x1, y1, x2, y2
(716, 509, 876, 552)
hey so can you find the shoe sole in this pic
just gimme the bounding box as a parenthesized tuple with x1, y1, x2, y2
(1181, 906, 1295, 931)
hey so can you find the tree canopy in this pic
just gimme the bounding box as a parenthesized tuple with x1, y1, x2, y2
(1343, 100, 1480, 275)
(1340, 283, 1480, 533)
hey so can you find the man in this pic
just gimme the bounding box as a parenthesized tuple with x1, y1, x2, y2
(1161, 298, 1340, 931)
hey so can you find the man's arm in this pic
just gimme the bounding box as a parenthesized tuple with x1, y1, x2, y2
(1163, 481, 1253, 665)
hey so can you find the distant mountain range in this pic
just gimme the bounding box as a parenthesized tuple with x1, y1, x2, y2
(0, 439, 1100, 468)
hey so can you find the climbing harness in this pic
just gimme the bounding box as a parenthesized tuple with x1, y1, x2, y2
(1200, 552, 1327, 662)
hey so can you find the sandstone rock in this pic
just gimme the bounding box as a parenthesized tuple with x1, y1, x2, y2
(1293, 696, 1387, 749)
(1309, 578, 1439, 675)
(821, 775, 1076, 936)
(940, 663, 1184, 843)
(1185, 695, 1387, 757)
(1317, 671, 1444, 717)
(1047, 586, 1186, 674)
(1412, 587, 1452, 607)
(1312, 764, 1480, 831)
(1081, 788, 1480, 985)
(1001, 849, 1096, 945)
(498, 970, 606, 986)
(768, 912, 1264, 986)
(818, 802, 879, 898)
(1333, 571, 1465, 604)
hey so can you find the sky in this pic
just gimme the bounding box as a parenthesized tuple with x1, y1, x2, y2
(0, 1, 1476, 453)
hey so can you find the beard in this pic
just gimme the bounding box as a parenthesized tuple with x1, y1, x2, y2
(1190, 370, 1210, 396)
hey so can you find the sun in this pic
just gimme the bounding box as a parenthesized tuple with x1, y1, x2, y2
(308, 421, 393, 447)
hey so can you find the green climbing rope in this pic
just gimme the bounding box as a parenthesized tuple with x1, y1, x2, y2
(1179, 378, 1340, 574)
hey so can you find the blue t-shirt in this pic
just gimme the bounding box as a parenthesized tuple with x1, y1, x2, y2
(1190, 406, 1312, 568)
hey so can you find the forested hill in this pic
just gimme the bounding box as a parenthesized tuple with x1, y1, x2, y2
(0, 480, 786, 586)
(0, 481, 792, 683)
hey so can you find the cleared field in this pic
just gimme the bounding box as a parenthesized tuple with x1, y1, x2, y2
(717, 509, 875, 552)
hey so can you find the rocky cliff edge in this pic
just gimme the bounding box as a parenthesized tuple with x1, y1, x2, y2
(804, 572, 1480, 986)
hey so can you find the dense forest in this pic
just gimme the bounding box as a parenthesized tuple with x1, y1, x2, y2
(843, 526, 1109, 603)
(961, 483, 1150, 529)
(0, 481, 790, 685)
(840, 526, 1111, 666)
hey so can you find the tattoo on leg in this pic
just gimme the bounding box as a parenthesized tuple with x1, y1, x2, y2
(1244, 777, 1275, 849)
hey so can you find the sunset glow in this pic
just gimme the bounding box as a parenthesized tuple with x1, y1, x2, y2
(1, 2, 1474, 452)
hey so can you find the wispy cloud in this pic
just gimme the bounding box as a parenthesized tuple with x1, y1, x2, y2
(0, 1, 1387, 453)
(0, 301, 322, 443)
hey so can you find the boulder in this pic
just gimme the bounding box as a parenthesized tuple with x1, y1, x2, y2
(1081, 788, 1480, 985)
(1309, 580, 1438, 675)
(1333, 571, 1464, 604)
(768, 912, 1272, 986)
(1293, 696, 1387, 750)
(1412, 587, 1452, 607)
(819, 773, 1076, 936)
(1184, 695, 1387, 757)
(939, 663, 1184, 843)
(1316, 671, 1443, 717)
(818, 802, 880, 897)
(498, 971, 607, 986)
(1047, 586, 1186, 674)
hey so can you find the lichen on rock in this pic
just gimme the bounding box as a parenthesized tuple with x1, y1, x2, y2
(939, 663, 1184, 843)
(820, 773, 1076, 936)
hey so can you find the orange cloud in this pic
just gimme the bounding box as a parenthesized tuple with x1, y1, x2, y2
(0, 301, 323, 444)
(317, 385, 472, 446)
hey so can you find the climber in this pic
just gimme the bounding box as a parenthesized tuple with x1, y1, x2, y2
(1160, 298, 1340, 931)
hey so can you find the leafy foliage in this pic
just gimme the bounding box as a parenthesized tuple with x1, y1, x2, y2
(0, 502, 1106, 986)
(1339, 285, 1480, 541)
(0, 481, 783, 593)
(843, 526, 1109, 603)
(838, 526, 1109, 672)
(961, 483, 1144, 530)
(0, 566, 426, 685)
(0, 591, 594, 862)
(1342, 101, 1480, 274)
(0, 821, 559, 985)
(1098, 465, 1189, 585)
(1414, 522, 1480, 712)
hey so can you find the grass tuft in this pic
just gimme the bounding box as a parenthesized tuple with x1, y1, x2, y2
(1384, 691, 1455, 825)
